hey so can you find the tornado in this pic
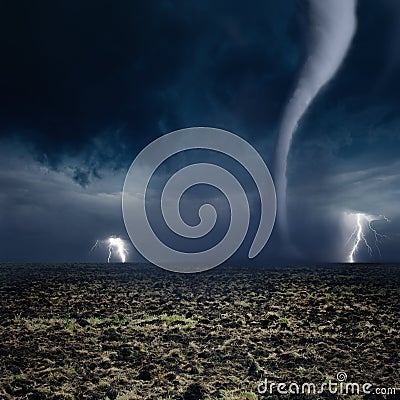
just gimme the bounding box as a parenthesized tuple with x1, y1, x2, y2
(274, 0, 357, 244)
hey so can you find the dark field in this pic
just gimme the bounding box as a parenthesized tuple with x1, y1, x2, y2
(0, 264, 399, 399)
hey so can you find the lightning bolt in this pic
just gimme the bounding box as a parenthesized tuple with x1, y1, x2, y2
(90, 240, 100, 252)
(90, 236, 128, 263)
(108, 237, 127, 263)
(347, 213, 390, 263)
(368, 220, 387, 256)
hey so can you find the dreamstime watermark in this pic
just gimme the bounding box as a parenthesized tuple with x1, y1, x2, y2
(122, 127, 276, 273)
(257, 372, 397, 396)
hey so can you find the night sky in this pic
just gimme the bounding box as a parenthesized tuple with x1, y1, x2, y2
(1, 0, 399, 263)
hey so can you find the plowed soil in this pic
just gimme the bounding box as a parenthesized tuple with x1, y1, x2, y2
(0, 264, 399, 399)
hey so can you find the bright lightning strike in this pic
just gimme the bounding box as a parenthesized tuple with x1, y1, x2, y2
(90, 236, 128, 263)
(107, 237, 127, 263)
(346, 213, 390, 263)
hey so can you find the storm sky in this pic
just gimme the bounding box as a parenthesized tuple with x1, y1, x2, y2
(1, 0, 399, 263)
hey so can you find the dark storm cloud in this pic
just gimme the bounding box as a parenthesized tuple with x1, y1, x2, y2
(0, 1, 196, 163)
(0, 142, 137, 262)
(0, 0, 300, 169)
(1, 1, 400, 262)
(1, 0, 399, 162)
(288, 159, 400, 262)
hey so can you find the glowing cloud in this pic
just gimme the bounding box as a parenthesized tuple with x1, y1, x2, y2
(90, 236, 128, 263)
(107, 237, 127, 263)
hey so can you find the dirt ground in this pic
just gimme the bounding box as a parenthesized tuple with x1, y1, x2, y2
(0, 263, 399, 399)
